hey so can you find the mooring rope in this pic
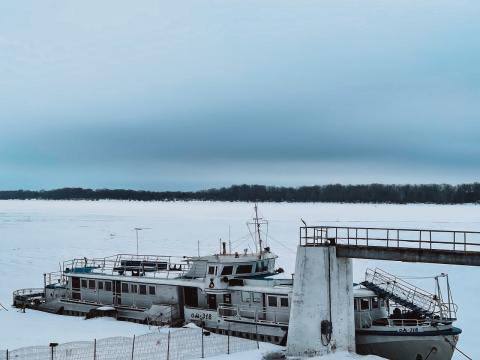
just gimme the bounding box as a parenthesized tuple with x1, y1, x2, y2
(444, 336, 472, 360)
(264, 232, 296, 253)
(0, 302, 8, 311)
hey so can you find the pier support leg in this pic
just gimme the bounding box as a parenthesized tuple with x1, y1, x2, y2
(287, 245, 355, 357)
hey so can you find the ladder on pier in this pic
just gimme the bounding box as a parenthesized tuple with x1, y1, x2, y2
(361, 268, 456, 320)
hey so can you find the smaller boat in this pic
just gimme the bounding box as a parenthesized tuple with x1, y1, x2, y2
(354, 268, 461, 360)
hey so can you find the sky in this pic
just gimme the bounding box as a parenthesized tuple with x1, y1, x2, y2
(0, 0, 479, 190)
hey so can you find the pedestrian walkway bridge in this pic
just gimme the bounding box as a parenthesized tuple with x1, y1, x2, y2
(300, 225, 480, 266)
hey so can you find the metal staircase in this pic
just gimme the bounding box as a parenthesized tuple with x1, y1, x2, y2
(361, 268, 456, 320)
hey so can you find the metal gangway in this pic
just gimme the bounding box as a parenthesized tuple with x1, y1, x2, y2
(299, 225, 480, 266)
(360, 268, 457, 320)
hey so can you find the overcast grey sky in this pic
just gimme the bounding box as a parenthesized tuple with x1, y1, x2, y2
(1, 0, 479, 190)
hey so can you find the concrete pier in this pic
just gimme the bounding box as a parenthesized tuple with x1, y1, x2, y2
(287, 245, 355, 357)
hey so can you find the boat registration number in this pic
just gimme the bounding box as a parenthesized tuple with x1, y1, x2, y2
(190, 312, 214, 320)
(397, 327, 422, 333)
(184, 307, 218, 322)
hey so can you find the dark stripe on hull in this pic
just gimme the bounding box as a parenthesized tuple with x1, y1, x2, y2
(356, 326, 462, 337)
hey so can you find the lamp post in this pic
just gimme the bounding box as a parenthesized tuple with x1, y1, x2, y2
(49, 343, 58, 360)
(134, 227, 151, 255)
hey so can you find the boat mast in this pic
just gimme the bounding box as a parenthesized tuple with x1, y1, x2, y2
(254, 204, 263, 259)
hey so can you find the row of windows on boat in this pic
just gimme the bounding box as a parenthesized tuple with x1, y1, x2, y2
(237, 291, 289, 308)
(74, 278, 289, 308)
(77, 279, 156, 295)
(354, 297, 387, 311)
(212, 292, 288, 308)
(207, 261, 272, 276)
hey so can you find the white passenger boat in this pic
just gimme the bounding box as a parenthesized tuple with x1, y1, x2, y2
(13, 207, 462, 359)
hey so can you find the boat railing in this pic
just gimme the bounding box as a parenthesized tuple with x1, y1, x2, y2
(63, 254, 192, 278)
(13, 288, 45, 297)
(218, 304, 289, 325)
(12, 288, 45, 306)
(386, 318, 435, 327)
(44, 271, 66, 287)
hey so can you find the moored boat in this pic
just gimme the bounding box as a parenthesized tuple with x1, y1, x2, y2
(354, 269, 460, 360)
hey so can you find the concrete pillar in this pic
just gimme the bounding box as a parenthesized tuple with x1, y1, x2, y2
(287, 245, 355, 357)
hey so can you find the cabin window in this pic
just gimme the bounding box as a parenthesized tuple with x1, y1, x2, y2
(354, 300, 358, 311)
(149, 286, 156, 295)
(208, 294, 217, 310)
(72, 277, 80, 290)
(252, 292, 262, 303)
(131, 284, 138, 293)
(280, 297, 289, 307)
(241, 291, 251, 302)
(257, 261, 268, 272)
(221, 266, 233, 275)
(81, 279, 88, 288)
(360, 298, 370, 310)
(184, 287, 198, 307)
(122, 283, 129, 293)
(372, 297, 379, 309)
(268, 296, 277, 307)
(139, 285, 147, 295)
(88, 280, 96, 290)
(208, 266, 216, 275)
(98, 281, 104, 290)
(236, 264, 253, 274)
(223, 294, 232, 304)
(105, 281, 112, 292)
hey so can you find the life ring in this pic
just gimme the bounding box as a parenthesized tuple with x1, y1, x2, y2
(209, 279, 215, 289)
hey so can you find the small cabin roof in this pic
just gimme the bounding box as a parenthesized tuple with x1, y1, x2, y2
(353, 287, 377, 298)
(191, 252, 277, 264)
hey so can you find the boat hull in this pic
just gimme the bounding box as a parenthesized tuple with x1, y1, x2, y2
(356, 328, 461, 360)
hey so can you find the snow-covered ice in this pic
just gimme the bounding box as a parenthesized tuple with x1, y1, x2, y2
(0, 200, 478, 359)
(205, 349, 384, 360)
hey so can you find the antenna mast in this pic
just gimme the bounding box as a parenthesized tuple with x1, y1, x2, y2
(228, 225, 232, 254)
(255, 204, 263, 259)
(134, 227, 151, 255)
(247, 204, 268, 259)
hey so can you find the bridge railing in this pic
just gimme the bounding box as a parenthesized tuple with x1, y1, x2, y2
(299, 226, 480, 252)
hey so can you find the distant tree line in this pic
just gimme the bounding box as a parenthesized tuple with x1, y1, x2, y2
(1, 184, 480, 203)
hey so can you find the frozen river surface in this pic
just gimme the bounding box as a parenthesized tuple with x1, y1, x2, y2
(0, 200, 478, 359)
